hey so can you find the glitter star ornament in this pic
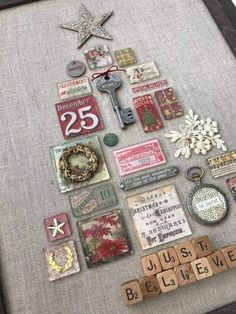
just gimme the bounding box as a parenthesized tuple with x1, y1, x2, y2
(59, 5, 113, 48)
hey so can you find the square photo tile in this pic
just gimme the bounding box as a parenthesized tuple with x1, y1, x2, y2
(78, 209, 132, 268)
(84, 45, 113, 69)
(44, 212, 72, 242)
(43, 240, 80, 281)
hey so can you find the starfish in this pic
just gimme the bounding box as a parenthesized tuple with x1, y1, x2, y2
(59, 4, 113, 48)
(47, 219, 65, 237)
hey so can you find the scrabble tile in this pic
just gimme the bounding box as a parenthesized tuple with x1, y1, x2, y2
(207, 251, 228, 274)
(156, 269, 178, 293)
(192, 236, 213, 258)
(174, 263, 196, 286)
(175, 240, 197, 264)
(191, 257, 213, 280)
(140, 254, 162, 276)
(221, 244, 236, 268)
(121, 280, 143, 305)
(139, 275, 161, 299)
(158, 247, 180, 270)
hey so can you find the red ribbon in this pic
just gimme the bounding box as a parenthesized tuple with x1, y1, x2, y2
(91, 65, 126, 81)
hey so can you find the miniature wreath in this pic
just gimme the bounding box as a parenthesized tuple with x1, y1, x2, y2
(48, 246, 73, 273)
(59, 144, 99, 183)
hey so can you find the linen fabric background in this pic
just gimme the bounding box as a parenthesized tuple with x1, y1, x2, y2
(0, 0, 236, 313)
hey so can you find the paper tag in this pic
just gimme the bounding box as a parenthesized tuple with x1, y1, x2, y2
(125, 61, 160, 84)
(55, 95, 104, 139)
(126, 185, 192, 250)
(57, 77, 92, 100)
(113, 139, 166, 176)
(133, 94, 163, 132)
(132, 79, 168, 94)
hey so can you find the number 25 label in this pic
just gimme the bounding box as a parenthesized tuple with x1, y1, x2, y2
(55, 96, 104, 139)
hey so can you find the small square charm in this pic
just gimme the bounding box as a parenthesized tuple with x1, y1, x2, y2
(84, 45, 112, 69)
(51, 136, 110, 193)
(133, 94, 163, 132)
(78, 209, 132, 268)
(44, 213, 72, 242)
(57, 78, 92, 101)
(43, 240, 80, 281)
(125, 61, 160, 84)
(226, 177, 236, 201)
(114, 48, 137, 67)
(154, 87, 183, 120)
(126, 185, 192, 250)
(55, 95, 104, 139)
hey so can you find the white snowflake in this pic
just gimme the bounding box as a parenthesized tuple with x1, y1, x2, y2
(165, 110, 227, 159)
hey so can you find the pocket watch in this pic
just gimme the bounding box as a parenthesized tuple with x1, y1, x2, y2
(186, 167, 228, 225)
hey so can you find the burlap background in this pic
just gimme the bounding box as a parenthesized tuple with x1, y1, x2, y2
(1, 0, 236, 313)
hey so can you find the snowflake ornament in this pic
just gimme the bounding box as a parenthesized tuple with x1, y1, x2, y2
(165, 110, 227, 159)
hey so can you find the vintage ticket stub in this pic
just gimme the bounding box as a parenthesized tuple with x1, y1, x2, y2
(113, 139, 166, 176)
(55, 96, 104, 139)
(226, 176, 236, 201)
(207, 150, 236, 178)
(133, 94, 163, 132)
(126, 185, 192, 250)
(57, 77, 92, 100)
(132, 79, 168, 94)
(69, 184, 117, 217)
(125, 61, 160, 84)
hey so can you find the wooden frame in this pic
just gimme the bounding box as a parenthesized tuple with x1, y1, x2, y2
(203, 0, 236, 57)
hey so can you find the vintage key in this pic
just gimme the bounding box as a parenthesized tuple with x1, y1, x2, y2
(96, 74, 135, 129)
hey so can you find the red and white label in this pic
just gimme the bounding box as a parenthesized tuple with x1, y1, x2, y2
(113, 139, 166, 176)
(55, 95, 104, 139)
(132, 79, 168, 94)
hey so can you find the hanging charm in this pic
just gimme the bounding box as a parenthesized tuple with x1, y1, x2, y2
(186, 167, 228, 225)
(165, 110, 227, 159)
(59, 5, 113, 48)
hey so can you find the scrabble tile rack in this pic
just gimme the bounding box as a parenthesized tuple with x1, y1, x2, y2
(121, 235, 236, 305)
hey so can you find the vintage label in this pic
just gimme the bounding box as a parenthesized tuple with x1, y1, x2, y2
(226, 176, 236, 201)
(207, 150, 236, 178)
(132, 79, 168, 94)
(154, 87, 184, 120)
(57, 77, 92, 100)
(113, 139, 166, 176)
(126, 185, 192, 250)
(133, 94, 163, 132)
(69, 184, 117, 217)
(55, 95, 104, 139)
(125, 61, 160, 84)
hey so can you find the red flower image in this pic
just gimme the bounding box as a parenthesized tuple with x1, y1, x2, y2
(97, 237, 128, 259)
(96, 214, 119, 227)
(82, 224, 111, 239)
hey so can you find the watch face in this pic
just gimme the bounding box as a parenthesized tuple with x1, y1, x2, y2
(187, 184, 228, 225)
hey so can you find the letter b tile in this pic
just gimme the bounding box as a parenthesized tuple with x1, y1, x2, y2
(121, 280, 143, 305)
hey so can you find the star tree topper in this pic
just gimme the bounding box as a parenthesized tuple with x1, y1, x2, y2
(59, 5, 113, 48)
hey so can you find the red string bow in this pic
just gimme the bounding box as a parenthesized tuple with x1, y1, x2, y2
(91, 65, 125, 81)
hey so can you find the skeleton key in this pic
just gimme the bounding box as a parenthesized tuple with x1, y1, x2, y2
(96, 74, 135, 129)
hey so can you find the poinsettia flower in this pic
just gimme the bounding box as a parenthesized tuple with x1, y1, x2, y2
(95, 214, 119, 227)
(97, 237, 128, 259)
(82, 224, 111, 239)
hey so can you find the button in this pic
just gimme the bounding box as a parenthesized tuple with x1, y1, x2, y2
(103, 133, 119, 147)
(66, 60, 86, 77)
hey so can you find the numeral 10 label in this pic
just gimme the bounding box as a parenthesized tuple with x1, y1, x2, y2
(55, 96, 104, 139)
